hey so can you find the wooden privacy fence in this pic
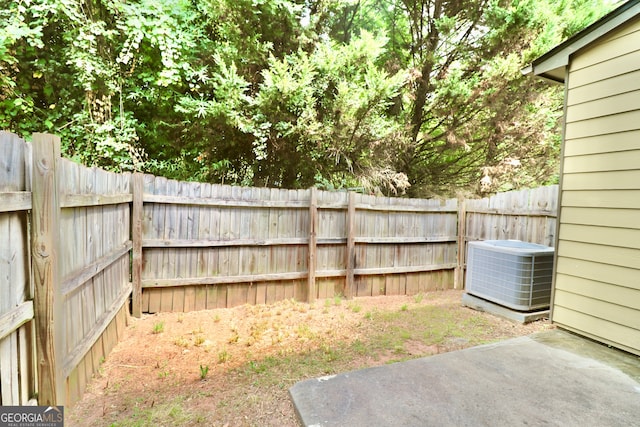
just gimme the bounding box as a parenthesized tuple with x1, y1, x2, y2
(1, 132, 131, 407)
(134, 180, 459, 313)
(0, 130, 559, 408)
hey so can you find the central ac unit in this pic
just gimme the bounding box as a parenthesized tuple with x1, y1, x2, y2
(465, 240, 554, 311)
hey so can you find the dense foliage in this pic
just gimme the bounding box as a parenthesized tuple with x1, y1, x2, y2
(1, 0, 615, 196)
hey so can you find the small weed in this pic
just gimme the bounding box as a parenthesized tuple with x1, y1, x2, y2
(158, 370, 169, 379)
(250, 321, 268, 342)
(324, 299, 332, 308)
(168, 405, 185, 420)
(349, 302, 362, 313)
(364, 310, 374, 320)
(296, 323, 316, 340)
(393, 344, 406, 354)
(413, 293, 425, 304)
(322, 344, 339, 362)
(248, 360, 268, 374)
(152, 321, 165, 334)
(174, 337, 189, 348)
(106, 381, 122, 394)
(218, 348, 231, 364)
(351, 339, 367, 355)
(213, 314, 221, 323)
(333, 294, 343, 306)
(228, 330, 239, 344)
(177, 314, 184, 323)
(199, 364, 209, 380)
(194, 335, 205, 347)
(400, 304, 408, 311)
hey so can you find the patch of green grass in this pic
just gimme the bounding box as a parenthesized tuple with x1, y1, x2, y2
(348, 302, 362, 313)
(152, 321, 165, 334)
(106, 396, 201, 427)
(400, 304, 408, 311)
(413, 293, 425, 304)
(360, 305, 489, 356)
(321, 344, 339, 362)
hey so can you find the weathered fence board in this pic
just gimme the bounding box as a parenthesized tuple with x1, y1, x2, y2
(0, 132, 36, 406)
(55, 155, 132, 405)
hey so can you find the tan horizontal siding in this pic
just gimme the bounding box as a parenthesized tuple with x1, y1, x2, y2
(558, 15, 640, 357)
(556, 257, 639, 290)
(568, 70, 640, 106)
(593, 16, 640, 47)
(562, 169, 640, 190)
(562, 190, 640, 209)
(564, 110, 640, 139)
(562, 149, 640, 173)
(559, 223, 640, 249)
(563, 130, 640, 156)
(570, 25, 640, 72)
(569, 48, 640, 89)
(557, 240, 640, 269)
(561, 207, 639, 229)
(556, 274, 640, 310)
(555, 290, 640, 330)
(566, 90, 640, 123)
(552, 306, 640, 356)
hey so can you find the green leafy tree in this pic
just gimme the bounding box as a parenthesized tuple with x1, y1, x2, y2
(1, 0, 615, 197)
(250, 31, 410, 192)
(1, 0, 200, 170)
(316, 0, 614, 196)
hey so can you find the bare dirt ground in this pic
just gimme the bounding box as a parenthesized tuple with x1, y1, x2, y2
(68, 290, 551, 426)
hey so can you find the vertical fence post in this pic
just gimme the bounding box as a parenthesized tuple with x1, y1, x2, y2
(31, 133, 65, 406)
(131, 173, 143, 317)
(455, 198, 467, 290)
(307, 187, 318, 303)
(345, 191, 356, 299)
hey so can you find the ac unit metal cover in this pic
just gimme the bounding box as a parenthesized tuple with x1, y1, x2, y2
(465, 240, 554, 311)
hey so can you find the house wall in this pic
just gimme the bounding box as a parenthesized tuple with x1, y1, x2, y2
(553, 16, 640, 355)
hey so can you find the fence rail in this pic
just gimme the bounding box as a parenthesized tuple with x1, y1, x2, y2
(0, 131, 559, 408)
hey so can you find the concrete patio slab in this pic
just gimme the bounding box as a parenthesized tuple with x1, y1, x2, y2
(289, 329, 640, 426)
